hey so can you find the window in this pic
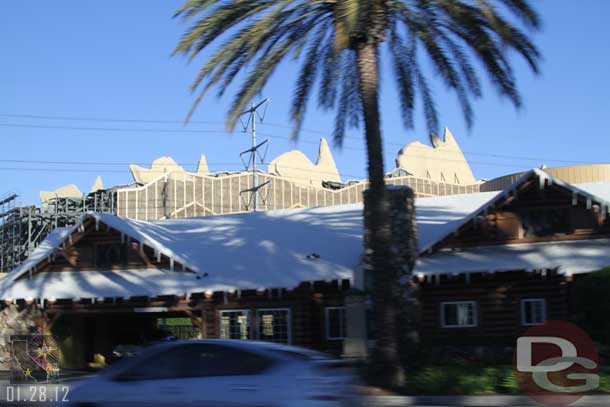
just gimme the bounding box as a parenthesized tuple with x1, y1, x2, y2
(115, 343, 273, 381)
(520, 209, 571, 237)
(325, 307, 346, 340)
(256, 308, 291, 344)
(95, 243, 127, 267)
(441, 301, 477, 328)
(521, 299, 546, 326)
(219, 310, 250, 340)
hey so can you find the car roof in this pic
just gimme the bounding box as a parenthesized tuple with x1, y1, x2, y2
(171, 339, 330, 358)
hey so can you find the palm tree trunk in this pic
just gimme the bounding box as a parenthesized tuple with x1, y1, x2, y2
(356, 40, 405, 387)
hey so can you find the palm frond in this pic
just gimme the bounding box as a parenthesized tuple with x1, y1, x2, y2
(175, 0, 541, 135)
(290, 23, 330, 139)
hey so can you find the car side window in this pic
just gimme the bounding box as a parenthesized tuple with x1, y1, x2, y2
(213, 346, 275, 376)
(115, 344, 273, 381)
(115, 346, 191, 381)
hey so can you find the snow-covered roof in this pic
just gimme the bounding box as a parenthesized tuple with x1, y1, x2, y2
(418, 169, 610, 252)
(0, 206, 366, 300)
(2, 169, 610, 300)
(415, 190, 499, 251)
(0, 269, 213, 301)
(574, 181, 610, 202)
(415, 239, 610, 276)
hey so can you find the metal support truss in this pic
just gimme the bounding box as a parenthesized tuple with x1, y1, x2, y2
(0, 189, 117, 274)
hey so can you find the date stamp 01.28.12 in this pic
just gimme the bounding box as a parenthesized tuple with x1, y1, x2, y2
(1, 335, 70, 404)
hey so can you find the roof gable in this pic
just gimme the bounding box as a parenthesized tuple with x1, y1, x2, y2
(420, 169, 610, 253)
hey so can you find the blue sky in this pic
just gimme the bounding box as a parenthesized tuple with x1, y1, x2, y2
(2, 1, 610, 205)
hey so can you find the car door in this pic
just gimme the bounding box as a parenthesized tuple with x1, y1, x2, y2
(107, 343, 285, 407)
(173, 343, 285, 406)
(104, 345, 196, 407)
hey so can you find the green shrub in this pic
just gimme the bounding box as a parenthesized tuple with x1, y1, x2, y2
(402, 365, 610, 395)
(406, 365, 517, 395)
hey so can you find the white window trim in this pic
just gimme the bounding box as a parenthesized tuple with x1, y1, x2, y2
(521, 298, 547, 326)
(325, 306, 346, 340)
(440, 301, 478, 328)
(219, 309, 251, 340)
(256, 308, 292, 344)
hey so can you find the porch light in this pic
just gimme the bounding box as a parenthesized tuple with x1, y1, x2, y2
(48, 297, 57, 303)
(25, 297, 34, 304)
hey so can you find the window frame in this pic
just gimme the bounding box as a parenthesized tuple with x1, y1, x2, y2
(218, 309, 251, 340)
(325, 306, 347, 340)
(521, 298, 547, 326)
(256, 308, 292, 344)
(440, 301, 478, 328)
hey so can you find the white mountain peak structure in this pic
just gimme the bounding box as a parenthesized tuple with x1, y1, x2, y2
(39, 184, 83, 207)
(90, 176, 104, 193)
(267, 138, 341, 187)
(396, 127, 477, 185)
(130, 155, 210, 185)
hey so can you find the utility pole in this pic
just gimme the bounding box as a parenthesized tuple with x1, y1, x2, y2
(239, 98, 270, 211)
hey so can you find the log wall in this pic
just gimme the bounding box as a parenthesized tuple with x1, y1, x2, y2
(418, 270, 571, 346)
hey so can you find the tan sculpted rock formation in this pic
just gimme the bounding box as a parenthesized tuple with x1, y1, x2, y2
(130, 155, 209, 184)
(196, 155, 209, 175)
(90, 176, 104, 193)
(40, 177, 105, 206)
(40, 184, 83, 206)
(396, 127, 476, 185)
(267, 138, 341, 187)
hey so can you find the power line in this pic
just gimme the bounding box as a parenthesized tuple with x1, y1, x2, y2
(0, 121, 556, 164)
(0, 113, 330, 137)
(0, 122, 367, 152)
(0, 122, 238, 135)
(0, 113, 606, 166)
(0, 159, 241, 167)
(0, 154, 552, 171)
(0, 165, 366, 179)
(0, 161, 531, 177)
(0, 113, 225, 126)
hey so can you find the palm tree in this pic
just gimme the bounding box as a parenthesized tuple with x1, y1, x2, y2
(174, 0, 541, 386)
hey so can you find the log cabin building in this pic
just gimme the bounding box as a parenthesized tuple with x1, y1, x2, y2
(413, 169, 610, 347)
(0, 207, 361, 369)
(1, 168, 610, 368)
